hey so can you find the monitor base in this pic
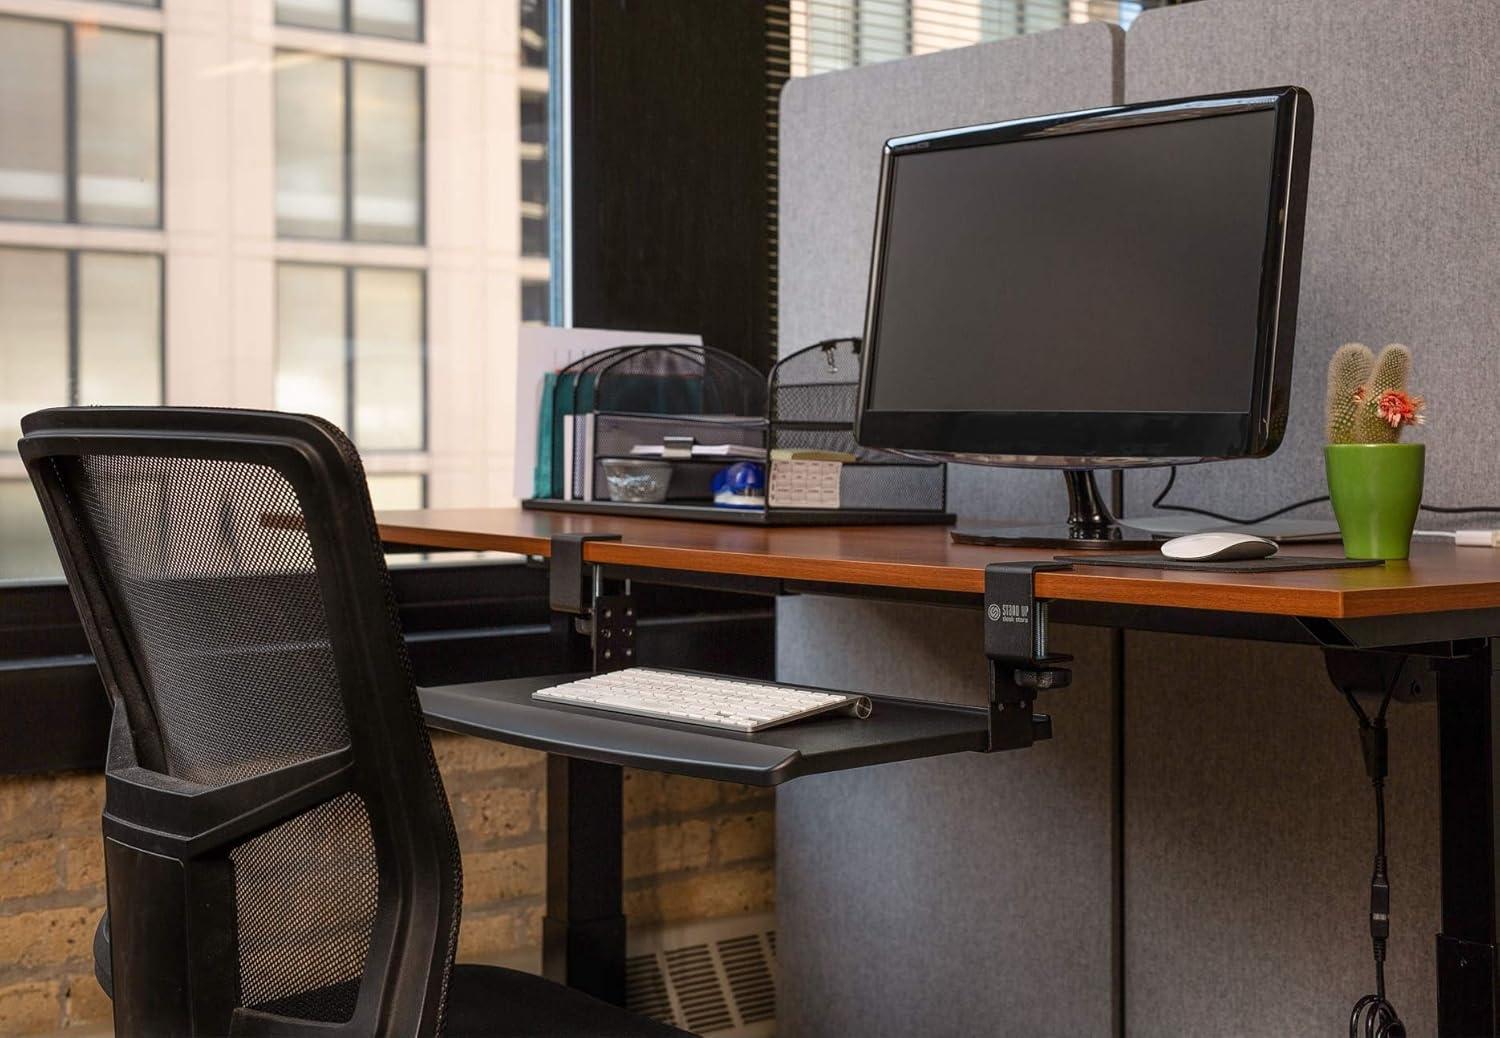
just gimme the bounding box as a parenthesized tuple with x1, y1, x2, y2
(951, 469, 1161, 550)
(951, 522, 1161, 550)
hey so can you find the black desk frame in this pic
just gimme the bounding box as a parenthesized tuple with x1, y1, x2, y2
(418, 531, 1500, 1037)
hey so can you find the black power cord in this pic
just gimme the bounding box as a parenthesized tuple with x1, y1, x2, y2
(1150, 466, 1328, 525)
(1339, 677, 1406, 1038)
(1151, 465, 1500, 525)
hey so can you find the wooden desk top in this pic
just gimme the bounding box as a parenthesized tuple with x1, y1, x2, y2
(376, 508, 1500, 620)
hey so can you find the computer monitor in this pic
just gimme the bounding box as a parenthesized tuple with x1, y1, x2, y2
(854, 87, 1313, 548)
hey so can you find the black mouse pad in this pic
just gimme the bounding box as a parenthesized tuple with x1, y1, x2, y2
(1053, 552, 1383, 573)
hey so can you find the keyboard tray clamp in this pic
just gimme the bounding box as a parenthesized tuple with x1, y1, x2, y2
(984, 561, 1074, 751)
(549, 532, 623, 616)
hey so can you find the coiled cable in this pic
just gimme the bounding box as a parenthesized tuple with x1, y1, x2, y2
(1340, 678, 1406, 1038)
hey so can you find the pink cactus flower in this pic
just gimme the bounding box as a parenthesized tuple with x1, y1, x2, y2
(1374, 389, 1425, 428)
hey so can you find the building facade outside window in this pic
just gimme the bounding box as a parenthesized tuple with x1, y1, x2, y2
(0, 0, 551, 580)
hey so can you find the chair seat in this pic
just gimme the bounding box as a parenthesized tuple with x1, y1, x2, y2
(445, 963, 695, 1038)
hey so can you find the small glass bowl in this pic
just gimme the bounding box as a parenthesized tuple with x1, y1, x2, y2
(601, 459, 674, 503)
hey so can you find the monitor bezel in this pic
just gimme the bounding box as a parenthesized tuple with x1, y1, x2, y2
(853, 86, 1313, 469)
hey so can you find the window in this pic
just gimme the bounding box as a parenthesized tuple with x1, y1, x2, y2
(275, 264, 426, 452)
(366, 473, 427, 510)
(789, 0, 1164, 75)
(0, 479, 56, 581)
(521, 280, 550, 324)
(0, 245, 162, 578)
(275, 54, 423, 243)
(520, 0, 547, 69)
(0, 19, 66, 222)
(520, 92, 549, 260)
(518, 0, 553, 324)
(276, 0, 423, 41)
(77, 252, 163, 407)
(1, 3, 555, 581)
(0, 16, 160, 227)
(0, 247, 162, 446)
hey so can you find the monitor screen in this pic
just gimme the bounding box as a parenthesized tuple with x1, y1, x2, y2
(856, 89, 1311, 464)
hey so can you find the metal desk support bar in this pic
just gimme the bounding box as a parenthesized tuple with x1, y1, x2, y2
(1321, 640, 1500, 1037)
(984, 562, 1072, 751)
(544, 533, 630, 1006)
(1434, 640, 1500, 1036)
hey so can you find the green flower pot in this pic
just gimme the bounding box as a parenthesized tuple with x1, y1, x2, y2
(1325, 443, 1425, 560)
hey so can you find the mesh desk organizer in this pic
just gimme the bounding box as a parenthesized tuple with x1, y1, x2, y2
(524, 338, 953, 525)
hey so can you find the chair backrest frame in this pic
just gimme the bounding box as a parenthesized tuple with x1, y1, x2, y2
(20, 407, 461, 1038)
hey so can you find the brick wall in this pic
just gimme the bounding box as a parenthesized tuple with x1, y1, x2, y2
(0, 733, 775, 1035)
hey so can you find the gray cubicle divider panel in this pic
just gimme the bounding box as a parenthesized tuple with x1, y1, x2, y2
(1124, 0, 1500, 525)
(778, 23, 1125, 519)
(776, 603, 1116, 1038)
(1122, 633, 1440, 1038)
(1120, 1, 1476, 1033)
(775, 24, 1123, 1037)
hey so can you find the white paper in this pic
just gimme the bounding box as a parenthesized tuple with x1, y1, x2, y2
(514, 326, 702, 500)
(630, 443, 767, 460)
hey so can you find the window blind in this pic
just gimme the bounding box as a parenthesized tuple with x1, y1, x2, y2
(787, 0, 1172, 76)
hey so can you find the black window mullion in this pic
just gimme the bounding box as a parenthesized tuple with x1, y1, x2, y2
(66, 251, 80, 406)
(345, 266, 357, 439)
(416, 65, 427, 245)
(342, 58, 354, 241)
(64, 24, 78, 224)
(155, 253, 166, 404)
(419, 268, 428, 451)
(154, 28, 164, 230)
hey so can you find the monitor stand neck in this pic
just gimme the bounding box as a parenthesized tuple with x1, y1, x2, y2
(1063, 469, 1114, 534)
(950, 469, 1160, 550)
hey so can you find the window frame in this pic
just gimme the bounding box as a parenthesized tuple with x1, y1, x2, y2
(0, 14, 163, 230)
(0, 243, 166, 411)
(274, 260, 429, 454)
(274, 50, 427, 246)
(274, 0, 425, 44)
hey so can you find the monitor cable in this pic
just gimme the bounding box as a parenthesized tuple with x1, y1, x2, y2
(1151, 465, 1500, 526)
(1339, 674, 1405, 1038)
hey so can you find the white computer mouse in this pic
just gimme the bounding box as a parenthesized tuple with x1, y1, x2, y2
(1159, 531, 1278, 562)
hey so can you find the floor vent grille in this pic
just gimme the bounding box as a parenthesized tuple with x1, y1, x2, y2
(719, 934, 776, 1024)
(626, 952, 675, 1023)
(626, 913, 777, 1038)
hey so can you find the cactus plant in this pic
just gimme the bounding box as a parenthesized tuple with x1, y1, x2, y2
(1326, 342, 1373, 443)
(1326, 342, 1424, 444)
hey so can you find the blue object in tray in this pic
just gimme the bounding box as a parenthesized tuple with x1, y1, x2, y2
(712, 462, 766, 509)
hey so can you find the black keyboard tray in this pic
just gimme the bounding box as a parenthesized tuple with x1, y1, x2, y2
(419, 673, 991, 787)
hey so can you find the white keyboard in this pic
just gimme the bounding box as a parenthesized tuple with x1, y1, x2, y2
(532, 668, 874, 733)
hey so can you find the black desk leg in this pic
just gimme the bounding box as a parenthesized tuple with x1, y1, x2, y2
(541, 549, 632, 1006)
(543, 754, 626, 1005)
(1437, 638, 1500, 1036)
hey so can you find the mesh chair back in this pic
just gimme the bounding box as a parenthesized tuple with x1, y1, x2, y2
(20, 408, 461, 1037)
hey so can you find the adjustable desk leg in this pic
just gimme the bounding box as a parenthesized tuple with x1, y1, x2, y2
(1436, 639, 1500, 1036)
(544, 752, 626, 1005)
(542, 535, 630, 1005)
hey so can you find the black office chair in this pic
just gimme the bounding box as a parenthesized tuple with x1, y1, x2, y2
(20, 407, 691, 1038)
